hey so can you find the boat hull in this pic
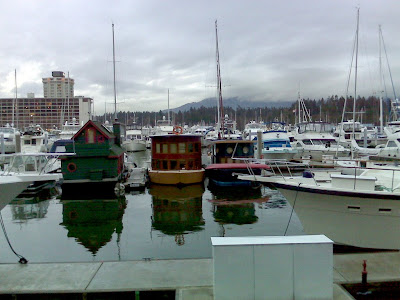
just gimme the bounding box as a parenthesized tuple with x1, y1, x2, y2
(278, 185, 400, 249)
(148, 169, 205, 185)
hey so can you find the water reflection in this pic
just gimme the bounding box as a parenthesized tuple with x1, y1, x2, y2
(149, 184, 205, 245)
(9, 187, 60, 222)
(209, 187, 265, 225)
(60, 197, 126, 255)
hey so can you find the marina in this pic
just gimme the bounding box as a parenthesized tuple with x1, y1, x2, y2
(2, 2, 400, 298)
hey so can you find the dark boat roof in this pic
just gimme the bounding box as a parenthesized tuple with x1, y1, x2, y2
(205, 163, 269, 170)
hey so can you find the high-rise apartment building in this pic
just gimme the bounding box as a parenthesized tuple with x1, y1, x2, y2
(42, 71, 74, 98)
(0, 96, 92, 131)
(0, 71, 92, 130)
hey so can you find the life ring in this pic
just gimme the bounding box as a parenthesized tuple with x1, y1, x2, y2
(67, 162, 77, 173)
(173, 126, 183, 135)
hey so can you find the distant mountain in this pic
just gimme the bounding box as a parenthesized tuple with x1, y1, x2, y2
(169, 97, 293, 113)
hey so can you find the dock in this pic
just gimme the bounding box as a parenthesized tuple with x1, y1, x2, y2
(1, 251, 400, 299)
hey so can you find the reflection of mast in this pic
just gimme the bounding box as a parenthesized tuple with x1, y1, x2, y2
(215, 20, 224, 138)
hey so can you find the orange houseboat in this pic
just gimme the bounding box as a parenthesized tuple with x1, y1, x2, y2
(148, 133, 205, 185)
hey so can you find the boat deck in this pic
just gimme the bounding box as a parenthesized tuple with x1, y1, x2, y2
(1, 251, 400, 299)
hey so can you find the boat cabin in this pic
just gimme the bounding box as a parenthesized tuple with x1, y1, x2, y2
(209, 140, 255, 164)
(151, 134, 202, 171)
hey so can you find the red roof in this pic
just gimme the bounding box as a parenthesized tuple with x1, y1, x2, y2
(205, 163, 269, 170)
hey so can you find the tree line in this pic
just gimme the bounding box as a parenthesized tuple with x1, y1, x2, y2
(96, 95, 392, 131)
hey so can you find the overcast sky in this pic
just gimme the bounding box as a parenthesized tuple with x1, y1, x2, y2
(1, 0, 400, 114)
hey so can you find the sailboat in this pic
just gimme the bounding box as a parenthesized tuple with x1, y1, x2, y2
(60, 23, 126, 198)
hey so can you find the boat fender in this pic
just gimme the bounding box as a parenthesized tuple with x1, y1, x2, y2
(173, 126, 183, 134)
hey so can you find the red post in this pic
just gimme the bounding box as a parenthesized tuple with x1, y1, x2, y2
(362, 260, 368, 285)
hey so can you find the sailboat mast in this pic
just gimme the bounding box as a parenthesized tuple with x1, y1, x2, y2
(215, 20, 224, 138)
(13, 69, 17, 127)
(352, 8, 359, 138)
(112, 23, 117, 121)
(379, 25, 383, 133)
(167, 88, 170, 123)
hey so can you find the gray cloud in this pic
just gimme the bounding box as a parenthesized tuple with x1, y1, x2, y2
(1, 0, 400, 114)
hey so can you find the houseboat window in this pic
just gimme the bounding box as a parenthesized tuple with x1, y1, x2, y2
(154, 160, 160, 169)
(162, 144, 168, 153)
(188, 143, 194, 153)
(162, 160, 168, 170)
(226, 147, 233, 154)
(156, 143, 161, 153)
(170, 143, 177, 154)
(170, 160, 177, 169)
(194, 143, 200, 152)
(243, 146, 249, 154)
(188, 160, 194, 170)
(179, 160, 186, 169)
(179, 143, 186, 153)
(87, 128, 95, 143)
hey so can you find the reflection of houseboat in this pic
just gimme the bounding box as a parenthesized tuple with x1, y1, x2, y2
(60, 197, 126, 255)
(205, 140, 269, 187)
(210, 187, 262, 225)
(60, 120, 126, 198)
(149, 184, 205, 245)
(148, 133, 205, 185)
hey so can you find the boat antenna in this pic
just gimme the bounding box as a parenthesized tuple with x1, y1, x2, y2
(112, 23, 117, 121)
(215, 20, 224, 138)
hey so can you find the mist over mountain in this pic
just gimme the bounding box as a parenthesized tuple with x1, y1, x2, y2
(168, 97, 293, 113)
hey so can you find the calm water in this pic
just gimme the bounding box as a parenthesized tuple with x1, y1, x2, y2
(0, 151, 304, 264)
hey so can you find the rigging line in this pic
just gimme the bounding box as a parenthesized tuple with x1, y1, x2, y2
(0, 211, 28, 264)
(284, 183, 300, 236)
(380, 27, 397, 100)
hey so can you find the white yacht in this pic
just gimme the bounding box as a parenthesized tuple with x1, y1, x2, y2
(0, 125, 19, 153)
(59, 118, 83, 140)
(20, 125, 49, 153)
(122, 122, 147, 152)
(259, 129, 297, 160)
(0, 171, 62, 211)
(242, 120, 266, 141)
(1, 153, 63, 196)
(292, 122, 350, 161)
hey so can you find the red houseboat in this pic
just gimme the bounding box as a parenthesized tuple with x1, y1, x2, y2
(148, 132, 205, 185)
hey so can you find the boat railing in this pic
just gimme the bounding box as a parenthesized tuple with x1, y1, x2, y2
(236, 157, 400, 192)
(233, 157, 318, 185)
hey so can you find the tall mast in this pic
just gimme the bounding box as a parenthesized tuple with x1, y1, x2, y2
(167, 88, 170, 123)
(352, 8, 359, 139)
(112, 23, 117, 121)
(215, 20, 224, 138)
(67, 71, 70, 121)
(13, 69, 17, 127)
(379, 25, 383, 133)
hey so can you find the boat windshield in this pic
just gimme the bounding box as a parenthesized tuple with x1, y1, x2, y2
(0, 128, 14, 133)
